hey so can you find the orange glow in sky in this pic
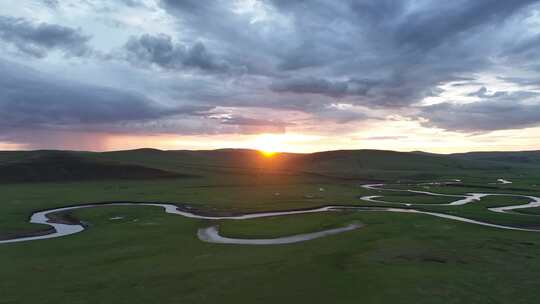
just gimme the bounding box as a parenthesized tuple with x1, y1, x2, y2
(158, 125, 537, 154)
(3, 123, 540, 153)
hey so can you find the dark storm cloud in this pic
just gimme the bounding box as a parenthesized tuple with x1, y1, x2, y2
(393, 0, 538, 50)
(124, 33, 231, 72)
(270, 77, 350, 97)
(467, 87, 490, 97)
(156, 0, 540, 111)
(0, 59, 209, 131)
(158, 0, 287, 75)
(3, 0, 540, 143)
(420, 91, 540, 131)
(0, 16, 91, 58)
(217, 116, 289, 133)
(266, 1, 540, 132)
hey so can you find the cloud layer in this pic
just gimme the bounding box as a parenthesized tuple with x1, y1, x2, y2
(0, 15, 91, 57)
(1, 0, 540, 150)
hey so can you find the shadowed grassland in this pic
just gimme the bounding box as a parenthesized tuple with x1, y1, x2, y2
(1, 149, 540, 303)
(413, 196, 540, 228)
(1, 206, 540, 304)
(364, 192, 459, 204)
(516, 207, 540, 215)
(0, 176, 362, 235)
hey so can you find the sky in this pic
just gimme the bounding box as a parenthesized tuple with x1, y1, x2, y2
(1, 0, 540, 153)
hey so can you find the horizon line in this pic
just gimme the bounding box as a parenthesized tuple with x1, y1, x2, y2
(1, 147, 539, 155)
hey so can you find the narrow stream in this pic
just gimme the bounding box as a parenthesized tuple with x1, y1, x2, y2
(1, 183, 539, 245)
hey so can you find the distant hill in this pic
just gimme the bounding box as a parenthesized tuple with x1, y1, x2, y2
(0, 151, 187, 183)
(450, 151, 540, 167)
(91, 148, 533, 180)
(1, 148, 539, 183)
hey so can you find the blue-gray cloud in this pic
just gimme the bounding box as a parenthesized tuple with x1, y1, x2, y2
(2, 0, 540, 147)
(420, 91, 540, 131)
(157, 0, 540, 108)
(270, 77, 351, 97)
(119, 0, 145, 7)
(0, 59, 209, 130)
(393, 0, 538, 50)
(123, 33, 231, 72)
(41, 0, 59, 9)
(0, 15, 91, 58)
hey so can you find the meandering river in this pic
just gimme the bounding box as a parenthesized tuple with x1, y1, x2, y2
(1, 183, 539, 245)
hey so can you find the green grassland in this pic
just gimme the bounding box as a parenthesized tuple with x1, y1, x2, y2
(1, 149, 540, 303)
(363, 192, 459, 204)
(518, 207, 540, 215)
(2, 207, 540, 304)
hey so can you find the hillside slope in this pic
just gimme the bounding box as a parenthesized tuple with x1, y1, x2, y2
(451, 151, 540, 167)
(0, 151, 186, 183)
(2, 148, 539, 183)
(94, 148, 532, 181)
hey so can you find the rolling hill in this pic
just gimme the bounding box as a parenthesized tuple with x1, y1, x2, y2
(2, 148, 539, 183)
(0, 151, 186, 183)
(451, 150, 540, 167)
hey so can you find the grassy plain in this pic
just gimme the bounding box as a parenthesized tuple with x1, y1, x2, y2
(1, 149, 540, 303)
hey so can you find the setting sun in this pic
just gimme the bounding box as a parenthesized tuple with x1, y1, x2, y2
(253, 134, 285, 156)
(260, 150, 277, 157)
